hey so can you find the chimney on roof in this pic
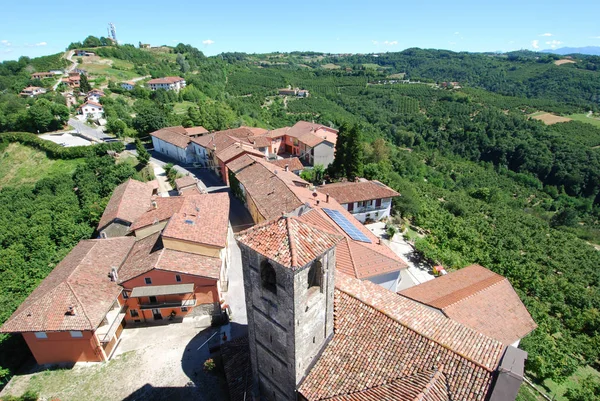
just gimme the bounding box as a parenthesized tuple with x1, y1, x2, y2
(284, 164, 289, 172)
(66, 306, 76, 316)
(109, 267, 119, 282)
(326, 193, 330, 203)
(152, 200, 158, 209)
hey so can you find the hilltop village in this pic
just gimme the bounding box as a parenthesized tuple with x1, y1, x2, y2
(1, 120, 537, 401)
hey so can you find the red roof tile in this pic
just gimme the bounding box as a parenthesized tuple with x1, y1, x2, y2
(1, 238, 136, 333)
(400, 264, 537, 344)
(236, 216, 343, 269)
(320, 179, 400, 204)
(162, 193, 230, 248)
(248, 135, 271, 148)
(97, 179, 155, 231)
(118, 233, 220, 283)
(298, 273, 506, 401)
(216, 142, 265, 164)
(150, 126, 191, 149)
(184, 126, 209, 136)
(129, 197, 185, 231)
(226, 154, 256, 174)
(287, 121, 338, 147)
(267, 157, 304, 172)
(175, 175, 197, 191)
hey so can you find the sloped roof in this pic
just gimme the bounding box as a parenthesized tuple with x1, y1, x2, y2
(287, 121, 338, 147)
(184, 126, 209, 136)
(264, 127, 290, 138)
(129, 197, 185, 231)
(97, 179, 155, 231)
(162, 193, 230, 248)
(234, 162, 304, 221)
(236, 216, 343, 269)
(226, 154, 256, 174)
(175, 175, 197, 191)
(118, 232, 221, 283)
(149, 126, 191, 149)
(191, 128, 255, 151)
(267, 157, 304, 172)
(320, 179, 400, 204)
(400, 264, 537, 345)
(298, 273, 506, 401)
(1, 238, 136, 333)
(216, 142, 265, 164)
(248, 135, 271, 148)
(147, 76, 185, 84)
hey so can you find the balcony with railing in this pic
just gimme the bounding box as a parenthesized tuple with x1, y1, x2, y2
(350, 203, 389, 214)
(138, 299, 196, 310)
(96, 301, 127, 344)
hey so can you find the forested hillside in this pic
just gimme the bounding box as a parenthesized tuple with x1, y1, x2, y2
(1, 41, 600, 398)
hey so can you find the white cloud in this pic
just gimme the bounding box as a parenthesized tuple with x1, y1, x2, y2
(202, 39, 215, 45)
(449, 41, 457, 45)
(383, 40, 398, 46)
(590, 36, 600, 39)
(531, 40, 540, 49)
(372, 40, 378, 45)
(454, 32, 459, 35)
(540, 33, 553, 37)
(0, 40, 10, 46)
(545, 40, 562, 49)
(35, 42, 47, 47)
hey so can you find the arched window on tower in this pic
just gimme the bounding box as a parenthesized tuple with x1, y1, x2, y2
(261, 261, 277, 294)
(307, 260, 323, 292)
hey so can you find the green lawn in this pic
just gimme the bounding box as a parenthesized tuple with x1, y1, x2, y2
(568, 113, 600, 128)
(0, 143, 83, 189)
(173, 101, 197, 114)
(539, 366, 600, 401)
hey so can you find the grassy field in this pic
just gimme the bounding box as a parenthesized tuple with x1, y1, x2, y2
(568, 113, 600, 128)
(173, 101, 197, 114)
(0, 143, 83, 188)
(80, 57, 139, 81)
(540, 366, 600, 400)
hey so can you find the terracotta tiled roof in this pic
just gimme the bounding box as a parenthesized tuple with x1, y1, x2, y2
(236, 216, 343, 269)
(320, 179, 400, 204)
(150, 126, 191, 149)
(234, 162, 304, 221)
(267, 157, 304, 172)
(216, 142, 265, 164)
(400, 264, 537, 345)
(191, 128, 254, 152)
(184, 126, 209, 136)
(327, 368, 450, 401)
(226, 154, 256, 174)
(298, 273, 506, 401)
(175, 175, 197, 191)
(79, 101, 103, 109)
(1, 238, 136, 333)
(129, 197, 185, 231)
(287, 121, 338, 147)
(298, 208, 406, 278)
(240, 126, 269, 136)
(97, 179, 155, 231)
(162, 193, 230, 248)
(248, 135, 271, 148)
(265, 127, 290, 138)
(118, 233, 220, 283)
(147, 76, 185, 84)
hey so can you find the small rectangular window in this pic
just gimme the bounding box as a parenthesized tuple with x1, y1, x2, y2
(175, 274, 181, 282)
(70, 331, 83, 338)
(122, 290, 129, 299)
(181, 306, 188, 312)
(130, 309, 139, 318)
(145, 277, 152, 285)
(35, 332, 47, 339)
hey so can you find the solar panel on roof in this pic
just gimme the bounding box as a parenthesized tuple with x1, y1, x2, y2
(322, 208, 372, 243)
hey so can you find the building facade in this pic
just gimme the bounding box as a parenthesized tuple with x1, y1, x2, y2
(146, 77, 186, 92)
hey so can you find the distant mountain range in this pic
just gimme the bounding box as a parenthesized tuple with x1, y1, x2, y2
(541, 46, 600, 56)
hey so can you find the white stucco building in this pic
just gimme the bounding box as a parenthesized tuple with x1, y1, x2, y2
(149, 126, 208, 164)
(78, 101, 104, 120)
(319, 179, 400, 223)
(146, 77, 186, 92)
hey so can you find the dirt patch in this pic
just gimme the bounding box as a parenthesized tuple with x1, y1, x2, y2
(531, 112, 572, 125)
(322, 63, 340, 70)
(554, 59, 576, 66)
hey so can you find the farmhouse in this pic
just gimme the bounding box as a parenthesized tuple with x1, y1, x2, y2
(120, 81, 136, 90)
(149, 125, 208, 164)
(86, 89, 105, 103)
(78, 101, 104, 120)
(146, 76, 186, 92)
(61, 72, 81, 88)
(319, 178, 400, 223)
(19, 86, 46, 97)
(30, 72, 55, 80)
(266, 121, 338, 167)
(235, 216, 529, 401)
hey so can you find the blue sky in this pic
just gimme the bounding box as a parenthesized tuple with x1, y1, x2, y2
(1, 0, 599, 61)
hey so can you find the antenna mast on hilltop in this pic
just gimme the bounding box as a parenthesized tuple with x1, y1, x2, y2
(108, 23, 118, 43)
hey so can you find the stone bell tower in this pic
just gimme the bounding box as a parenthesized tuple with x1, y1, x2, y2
(236, 216, 342, 400)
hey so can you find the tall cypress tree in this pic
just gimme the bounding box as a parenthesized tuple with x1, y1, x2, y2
(346, 124, 364, 180)
(328, 123, 349, 179)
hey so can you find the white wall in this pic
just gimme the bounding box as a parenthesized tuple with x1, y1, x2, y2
(367, 270, 401, 292)
(151, 137, 188, 163)
(344, 198, 393, 223)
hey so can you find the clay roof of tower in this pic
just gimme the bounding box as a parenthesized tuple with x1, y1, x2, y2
(236, 216, 343, 269)
(97, 179, 155, 231)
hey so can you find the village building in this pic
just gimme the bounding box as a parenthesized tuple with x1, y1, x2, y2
(400, 264, 537, 347)
(75, 50, 96, 57)
(0, 237, 137, 365)
(30, 72, 55, 80)
(146, 76, 186, 92)
(267, 157, 304, 175)
(318, 178, 400, 223)
(235, 216, 529, 401)
(19, 86, 46, 97)
(174, 175, 200, 195)
(61, 72, 81, 88)
(78, 101, 104, 120)
(97, 179, 157, 238)
(149, 125, 208, 164)
(120, 81, 136, 91)
(228, 155, 408, 291)
(85, 89, 105, 103)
